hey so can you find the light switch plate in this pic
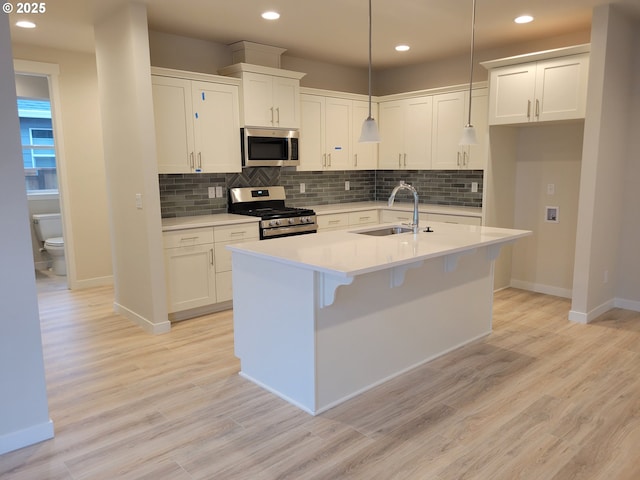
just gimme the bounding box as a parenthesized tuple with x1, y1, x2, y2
(300, 183, 306, 193)
(208, 187, 216, 199)
(216, 186, 223, 198)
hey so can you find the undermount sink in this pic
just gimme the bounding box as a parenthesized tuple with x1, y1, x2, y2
(356, 225, 414, 236)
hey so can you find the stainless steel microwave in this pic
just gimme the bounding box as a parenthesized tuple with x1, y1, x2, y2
(241, 127, 299, 167)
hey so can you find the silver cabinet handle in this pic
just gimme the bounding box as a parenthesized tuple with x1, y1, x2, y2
(527, 100, 531, 119)
(180, 236, 198, 242)
(322, 153, 327, 167)
(198, 152, 202, 169)
(398, 153, 402, 168)
(190, 152, 194, 169)
(270, 107, 274, 125)
(404, 153, 407, 167)
(275, 107, 280, 125)
(354, 154, 358, 167)
(457, 151, 461, 167)
(535, 99, 540, 118)
(328, 153, 331, 167)
(210, 248, 214, 265)
(463, 151, 469, 166)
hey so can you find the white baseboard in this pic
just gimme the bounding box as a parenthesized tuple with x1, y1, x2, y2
(509, 279, 572, 299)
(0, 419, 54, 455)
(568, 297, 640, 324)
(72, 275, 113, 289)
(113, 302, 171, 335)
(615, 298, 640, 312)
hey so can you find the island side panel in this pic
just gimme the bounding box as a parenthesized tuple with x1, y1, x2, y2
(314, 247, 495, 412)
(231, 252, 317, 413)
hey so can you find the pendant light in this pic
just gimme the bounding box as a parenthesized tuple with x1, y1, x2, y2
(459, 0, 478, 145)
(359, 0, 381, 143)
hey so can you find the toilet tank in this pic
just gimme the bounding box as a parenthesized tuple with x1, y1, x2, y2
(32, 213, 62, 242)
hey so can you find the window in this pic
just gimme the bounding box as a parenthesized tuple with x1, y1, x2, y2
(18, 98, 58, 192)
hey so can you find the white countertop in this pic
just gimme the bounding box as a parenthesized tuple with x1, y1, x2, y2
(308, 201, 482, 218)
(162, 214, 259, 231)
(227, 222, 531, 278)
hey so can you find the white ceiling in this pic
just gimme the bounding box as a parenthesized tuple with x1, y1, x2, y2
(7, 0, 640, 69)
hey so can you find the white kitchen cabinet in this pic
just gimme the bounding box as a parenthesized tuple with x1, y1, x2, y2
(241, 72, 301, 128)
(425, 213, 482, 226)
(379, 96, 432, 169)
(380, 209, 428, 225)
(152, 73, 241, 174)
(213, 222, 259, 302)
(348, 210, 378, 226)
(431, 89, 488, 170)
(487, 53, 589, 125)
(163, 228, 216, 314)
(298, 94, 351, 171)
(317, 213, 350, 231)
(351, 100, 378, 169)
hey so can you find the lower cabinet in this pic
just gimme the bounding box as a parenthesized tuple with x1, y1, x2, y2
(317, 209, 379, 231)
(380, 209, 482, 226)
(163, 221, 258, 318)
(425, 213, 482, 226)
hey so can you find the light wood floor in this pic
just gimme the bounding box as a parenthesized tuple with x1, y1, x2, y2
(2, 285, 640, 479)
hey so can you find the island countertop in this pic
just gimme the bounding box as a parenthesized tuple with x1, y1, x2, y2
(227, 222, 531, 278)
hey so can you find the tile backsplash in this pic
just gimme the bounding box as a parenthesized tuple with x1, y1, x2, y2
(159, 168, 483, 218)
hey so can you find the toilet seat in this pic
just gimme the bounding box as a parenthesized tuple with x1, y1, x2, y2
(45, 237, 64, 248)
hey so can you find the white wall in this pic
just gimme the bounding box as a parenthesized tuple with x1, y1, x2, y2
(571, 5, 636, 322)
(94, 3, 169, 334)
(511, 123, 583, 298)
(0, 14, 53, 455)
(12, 44, 113, 288)
(615, 26, 640, 308)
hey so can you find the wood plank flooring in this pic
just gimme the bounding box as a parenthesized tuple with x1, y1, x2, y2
(2, 285, 640, 479)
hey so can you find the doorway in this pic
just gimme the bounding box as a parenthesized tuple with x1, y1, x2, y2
(15, 69, 68, 292)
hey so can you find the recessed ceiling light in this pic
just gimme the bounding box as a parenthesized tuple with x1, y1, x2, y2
(16, 20, 36, 29)
(395, 45, 410, 52)
(514, 15, 534, 24)
(261, 11, 280, 20)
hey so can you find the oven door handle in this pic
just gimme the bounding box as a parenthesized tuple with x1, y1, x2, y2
(262, 224, 318, 238)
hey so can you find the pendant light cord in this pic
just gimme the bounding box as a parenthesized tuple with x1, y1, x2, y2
(367, 0, 373, 120)
(466, 0, 477, 126)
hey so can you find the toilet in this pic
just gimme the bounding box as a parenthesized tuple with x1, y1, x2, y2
(32, 213, 66, 276)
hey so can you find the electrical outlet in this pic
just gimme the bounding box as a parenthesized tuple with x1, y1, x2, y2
(135, 193, 143, 209)
(208, 187, 216, 199)
(547, 183, 555, 195)
(471, 182, 478, 193)
(300, 183, 305, 193)
(345, 181, 350, 191)
(215, 186, 223, 198)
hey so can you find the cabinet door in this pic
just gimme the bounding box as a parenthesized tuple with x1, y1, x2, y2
(431, 92, 466, 169)
(192, 81, 241, 173)
(272, 76, 300, 128)
(465, 89, 488, 169)
(298, 94, 325, 171)
(535, 54, 589, 122)
(242, 72, 274, 127)
(378, 100, 405, 169)
(404, 96, 432, 169)
(324, 97, 351, 170)
(164, 244, 216, 313)
(488, 63, 536, 125)
(352, 100, 378, 169)
(152, 76, 195, 173)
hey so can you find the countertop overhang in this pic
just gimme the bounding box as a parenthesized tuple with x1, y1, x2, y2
(227, 221, 531, 278)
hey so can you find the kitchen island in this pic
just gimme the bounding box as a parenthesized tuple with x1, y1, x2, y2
(228, 222, 530, 415)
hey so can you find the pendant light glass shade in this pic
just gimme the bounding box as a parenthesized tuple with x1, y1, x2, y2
(359, 0, 380, 144)
(359, 116, 381, 143)
(459, 124, 478, 145)
(459, 0, 478, 146)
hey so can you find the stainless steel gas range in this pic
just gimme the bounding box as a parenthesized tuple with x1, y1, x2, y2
(228, 186, 317, 240)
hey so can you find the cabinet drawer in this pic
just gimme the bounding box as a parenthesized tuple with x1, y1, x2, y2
(163, 227, 214, 249)
(348, 210, 378, 225)
(317, 213, 349, 230)
(426, 213, 482, 226)
(213, 223, 259, 242)
(380, 210, 413, 224)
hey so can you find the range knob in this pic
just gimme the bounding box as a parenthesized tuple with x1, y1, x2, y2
(301, 216, 310, 223)
(288, 218, 296, 225)
(269, 219, 282, 227)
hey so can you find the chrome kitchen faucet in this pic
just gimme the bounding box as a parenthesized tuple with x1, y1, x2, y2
(388, 181, 420, 233)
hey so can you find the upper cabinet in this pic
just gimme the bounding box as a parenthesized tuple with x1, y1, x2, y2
(431, 89, 488, 170)
(483, 47, 590, 126)
(219, 63, 306, 129)
(298, 90, 377, 171)
(151, 69, 241, 174)
(378, 96, 433, 169)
